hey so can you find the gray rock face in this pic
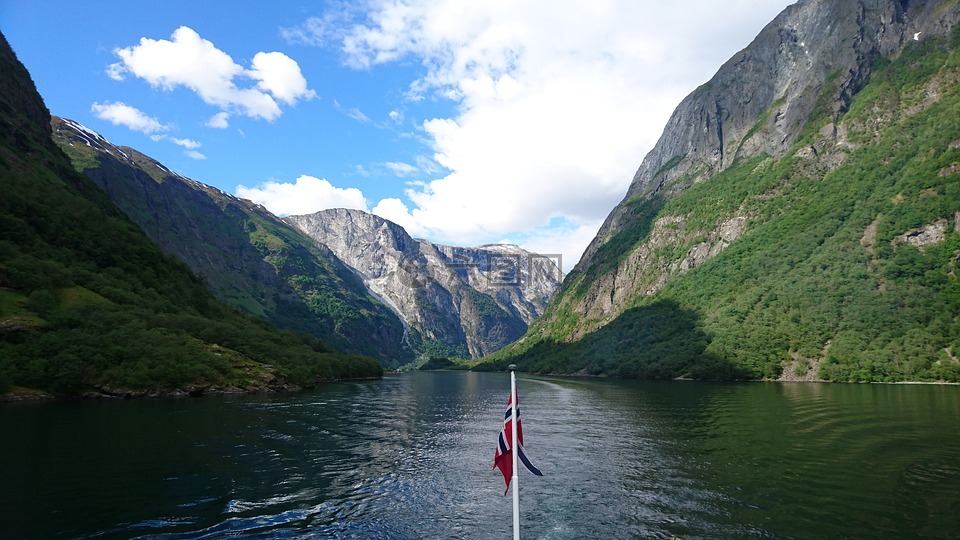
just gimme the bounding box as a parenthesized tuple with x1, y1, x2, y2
(286, 209, 563, 358)
(561, 0, 960, 332)
(583, 0, 960, 269)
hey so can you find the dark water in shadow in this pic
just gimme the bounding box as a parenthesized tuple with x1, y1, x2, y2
(2, 373, 959, 539)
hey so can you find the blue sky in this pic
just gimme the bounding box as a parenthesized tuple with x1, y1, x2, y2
(2, 0, 794, 271)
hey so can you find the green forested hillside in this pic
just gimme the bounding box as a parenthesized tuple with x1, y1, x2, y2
(51, 124, 410, 367)
(0, 33, 381, 397)
(488, 28, 960, 383)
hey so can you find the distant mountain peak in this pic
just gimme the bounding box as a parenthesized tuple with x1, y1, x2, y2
(287, 208, 563, 359)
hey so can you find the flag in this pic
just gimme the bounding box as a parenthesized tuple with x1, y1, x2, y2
(493, 389, 543, 495)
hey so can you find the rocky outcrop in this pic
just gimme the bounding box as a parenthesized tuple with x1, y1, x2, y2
(286, 209, 563, 358)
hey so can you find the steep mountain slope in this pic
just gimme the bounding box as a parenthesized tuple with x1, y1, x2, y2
(287, 209, 563, 358)
(0, 31, 381, 397)
(51, 118, 410, 367)
(490, 0, 960, 382)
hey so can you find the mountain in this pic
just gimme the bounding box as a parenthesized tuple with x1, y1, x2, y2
(489, 0, 960, 383)
(0, 30, 381, 398)
(50, 118, 410, 367)
(50, 119, 562, 365)
(287, 209, 563, 359)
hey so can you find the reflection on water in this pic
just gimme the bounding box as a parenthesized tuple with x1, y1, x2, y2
(1, 373, 959, 539)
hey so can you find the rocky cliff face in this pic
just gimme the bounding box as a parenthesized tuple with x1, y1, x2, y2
(286, 209, 563, 358)
(493, 0, 960, 383)
(51, 118, 410, 366)
(564, 0, 960, 333)
(620, 0, 957, 204)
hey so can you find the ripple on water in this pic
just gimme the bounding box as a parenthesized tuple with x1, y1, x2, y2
(9, 374, 958, 540)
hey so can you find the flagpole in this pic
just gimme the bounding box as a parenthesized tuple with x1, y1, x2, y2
(509, 364, 520, 540)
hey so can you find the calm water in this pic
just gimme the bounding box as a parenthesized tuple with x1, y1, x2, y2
(2, 372, 959, 539)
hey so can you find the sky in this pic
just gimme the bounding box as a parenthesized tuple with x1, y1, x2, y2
(1, 0, 795, 272)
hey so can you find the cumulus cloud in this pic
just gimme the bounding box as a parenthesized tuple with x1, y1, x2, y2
(90, 101, 169, 134)
(205, 112, 230, 129)
(236, 175, 368, 216)
(250, 51, 317, 105)
(329, 0, 792, 266)
(108, 26, 315, 122)
(90, 102, 210, 160)
(372, 197, 426, 236)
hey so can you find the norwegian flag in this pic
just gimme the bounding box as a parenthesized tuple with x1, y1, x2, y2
(493, 389, 543, 494)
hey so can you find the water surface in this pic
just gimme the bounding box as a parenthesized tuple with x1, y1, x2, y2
(2, 373, 959, 538)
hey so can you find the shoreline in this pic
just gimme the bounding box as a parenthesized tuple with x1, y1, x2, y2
(0, 375, 385, 404)
(4, 373, 957, 403)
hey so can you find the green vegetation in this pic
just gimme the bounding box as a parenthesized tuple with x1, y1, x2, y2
(489, 29, 960, 383)
(418, 356, 469, 370)
(51, 119, 410, 367)
(480, 300, 739, 379)
(653, 154, 686, 179)
(0, 34, 381, 397)
(243, 211, 407, 364)
(415, 336, 470, 360)
(567, 194, 665, 298)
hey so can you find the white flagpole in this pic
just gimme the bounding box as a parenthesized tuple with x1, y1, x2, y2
(510, 364, 520, 540)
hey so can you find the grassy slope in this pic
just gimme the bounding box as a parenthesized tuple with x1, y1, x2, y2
(486, 30, 960, 383)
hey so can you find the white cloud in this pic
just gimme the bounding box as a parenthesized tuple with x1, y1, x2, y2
(282, 16, 334, 46)
(170, 137, 201, 150)
(372, 197, 426, 236)
(206, 112, 230, 129)
(334, 99, 372, 123)
(108, 26, 315, 122)
(184, 150, 207, 160)
(236, 175, 368, 216)
(331, 0, 792, 267)
(384, 161, 418, 177)
(91, 101, 169, 134)
(105, 63, 126, 81)
(281, 9, 359, 47)
(505, 218, 606, 274)
(250, 51, 317, 105)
